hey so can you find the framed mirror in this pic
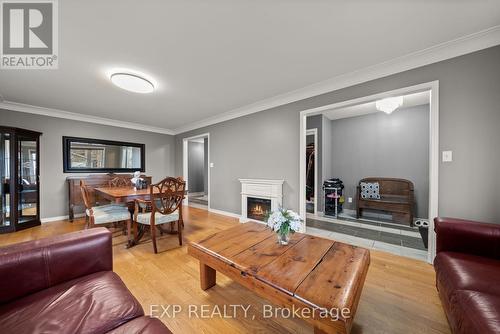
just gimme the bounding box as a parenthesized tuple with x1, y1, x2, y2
(63, 137, 145, 173)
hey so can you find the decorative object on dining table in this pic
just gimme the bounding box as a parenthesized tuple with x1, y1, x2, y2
(266, 207, 303, 245)
(131, 171, 147, 190)
(138, 179, 148, 190)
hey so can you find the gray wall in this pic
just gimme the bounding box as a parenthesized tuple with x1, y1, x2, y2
(187, 141, 205, 193)
(0, 109, 175, 219)
(329, 105, 429, 218)
(175, 45, 500, 224)
(175, 107, 299, 213)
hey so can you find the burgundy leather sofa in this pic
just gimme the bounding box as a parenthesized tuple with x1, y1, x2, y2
(434, 217, 500, 334)
(0, 228, 172, 334)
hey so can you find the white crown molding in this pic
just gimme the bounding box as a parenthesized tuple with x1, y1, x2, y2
(172, 25, 500, 135)
(0, 100, 175, 135)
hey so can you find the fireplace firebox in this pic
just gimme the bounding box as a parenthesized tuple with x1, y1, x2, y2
(247, 197, 271, 222)
(239, 179, 283, 223)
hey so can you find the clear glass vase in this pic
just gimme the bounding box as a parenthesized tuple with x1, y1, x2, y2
(277, 231, 290, 245)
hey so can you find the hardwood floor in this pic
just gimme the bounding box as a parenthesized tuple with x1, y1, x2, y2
(0, 206, 450, 334)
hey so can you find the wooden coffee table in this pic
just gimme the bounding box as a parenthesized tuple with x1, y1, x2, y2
(188, 222, 370, 334)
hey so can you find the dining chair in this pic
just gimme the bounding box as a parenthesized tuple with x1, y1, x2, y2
(108, 176, 136, 214)
(108, 176, 132, 187)
(80, 180, 131, 234)
(133, 177, 186, 254)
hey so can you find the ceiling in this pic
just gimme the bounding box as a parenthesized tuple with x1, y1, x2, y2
(0, 1, 499, 134)
(324, 91, 430, 121)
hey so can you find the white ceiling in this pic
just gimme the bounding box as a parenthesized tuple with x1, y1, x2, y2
(324, 91, 430, 120)
(0, 1, 499, 134)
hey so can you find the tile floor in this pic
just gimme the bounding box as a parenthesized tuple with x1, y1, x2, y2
(188, 193, 208, 207)
(306, 214, 428, 262)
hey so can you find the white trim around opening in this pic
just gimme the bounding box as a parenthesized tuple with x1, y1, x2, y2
(299, 81, 439, 264)
(182, 133, 211, 210)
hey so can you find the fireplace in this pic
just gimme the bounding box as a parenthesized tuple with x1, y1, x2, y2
(239, 179, 283, 223)
(247, 197, 271, 222)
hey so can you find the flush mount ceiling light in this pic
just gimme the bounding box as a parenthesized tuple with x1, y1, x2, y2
(375, 96, 404, 114)
(110, 72, 155, 94)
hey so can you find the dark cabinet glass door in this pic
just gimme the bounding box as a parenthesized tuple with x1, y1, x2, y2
(17, 137, 39, 225)
(0, 127, 41, 233)
(0, 132, 12, 232)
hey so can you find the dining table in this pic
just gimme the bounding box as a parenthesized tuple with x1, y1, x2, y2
(94, 186, 164, 248)
(94, 186, 159, 204)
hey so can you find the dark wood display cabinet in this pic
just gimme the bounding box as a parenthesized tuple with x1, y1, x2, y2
(0, 126, 41, 233)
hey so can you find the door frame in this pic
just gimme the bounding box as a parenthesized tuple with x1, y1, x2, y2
(182, 133, 210, 209)
(299, 81, 439, 264)
(305, 128, 318, 215)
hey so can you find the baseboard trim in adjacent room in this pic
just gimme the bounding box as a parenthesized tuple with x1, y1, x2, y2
(188, 191, 205, 196)
(342, 208, 357, 216)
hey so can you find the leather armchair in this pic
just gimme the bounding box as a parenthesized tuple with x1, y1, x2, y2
(434, 217, 500, 334)
(0, 228, 171, 334)
(435, 217, 500, 259)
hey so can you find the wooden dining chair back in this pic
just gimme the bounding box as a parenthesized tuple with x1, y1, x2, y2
(80, 180, 93, 211)
(108, 176, 135, 212)
(134, 177, 186, 253)
(79, 180, 130, 230)
(151, 177, 186, 216)
(108, 176, 132, 187)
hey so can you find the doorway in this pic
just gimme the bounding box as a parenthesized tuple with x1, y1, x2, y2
(305, 128, 318, 214)
(182, 133, 210, 209)
(299, 81, 439, 264)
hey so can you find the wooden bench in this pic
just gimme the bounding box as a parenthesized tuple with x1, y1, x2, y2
(356, 177, 414, 226)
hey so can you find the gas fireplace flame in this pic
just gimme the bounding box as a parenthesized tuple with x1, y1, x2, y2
(250, 205, 264, 215)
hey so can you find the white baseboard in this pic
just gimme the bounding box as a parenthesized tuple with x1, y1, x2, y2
(207, 208, 241, 219)
(187, 202, 208, 210)
(41, 213, 85, 223)
(188, 191, 205, 196)
(205, 206, 267, 224)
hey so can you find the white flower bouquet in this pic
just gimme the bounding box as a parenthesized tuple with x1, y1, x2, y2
(266, 207, 303, 245)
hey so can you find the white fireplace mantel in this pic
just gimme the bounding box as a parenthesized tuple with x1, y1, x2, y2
(239, 178, 284, 223)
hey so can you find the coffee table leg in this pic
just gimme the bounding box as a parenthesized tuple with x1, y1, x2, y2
(314, 326, 327, 334)
(200, 262, 216, 290)
(313, 323, 346, 334)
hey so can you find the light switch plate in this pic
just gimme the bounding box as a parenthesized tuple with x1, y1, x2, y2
(209, 162, 214, 168)
(348, 197, 353, 203)
(442, 150, 453, 162)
